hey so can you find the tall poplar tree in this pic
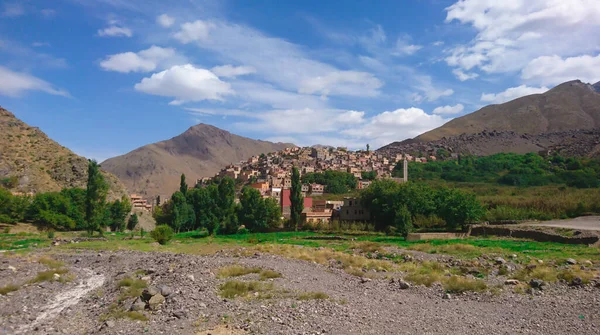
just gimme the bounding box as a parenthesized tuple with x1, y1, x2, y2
(85, 160, 109, 235)
(290, 166, 303, 231)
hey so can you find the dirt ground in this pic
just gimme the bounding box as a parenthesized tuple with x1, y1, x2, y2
(521, 216, 600, 231)
(1, 247, 599, 335)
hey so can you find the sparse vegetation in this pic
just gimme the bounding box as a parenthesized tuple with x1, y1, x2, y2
(29, 268, 69, 283)
(0, 284, 20, 295)
(117, 277, 148, 299)
(219, 280, 274, 299)
(443, 275, 487, 293)
(297, 291, 329, 300)
(100, 304, 148, 322)
(217, 265, 282, 281)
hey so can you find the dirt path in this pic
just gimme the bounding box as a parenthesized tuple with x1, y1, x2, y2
(521, 216, 600, 231)
(15, 268, 106, 334)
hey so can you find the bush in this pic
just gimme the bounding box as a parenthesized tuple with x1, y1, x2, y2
(0, 214, 16, 224)
(127, 213, 139, 231)
(47, 230, 55, 239)
(150, 225, 173, 245)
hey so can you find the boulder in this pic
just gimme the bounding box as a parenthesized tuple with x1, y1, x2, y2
(104, 320, 115, 328)
(494, 257, 507, 265)
(529, 279, 545, 289)
(187, 274, 195, 282)
(141, 287, 160, 301)
(504, 279, 520, 285)
(397, 279, 410, 290)
(148, 294, 165, 310)
(442, 293, 451, 300)
(53, 273, 61, 281)
(7, 265, 16, 272)
(130, 298, 146, 311)
(584, 260, 593, 266)
(173, 311, 187, 319)
(159, 285, 173, 297)
(566, 258, 577, 265)
(569, 277, 584, 287)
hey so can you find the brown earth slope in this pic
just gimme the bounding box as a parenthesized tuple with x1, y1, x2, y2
(0, 107, 127, 199)
(416, 80, 600, 142)
(100, 124, 293, 198)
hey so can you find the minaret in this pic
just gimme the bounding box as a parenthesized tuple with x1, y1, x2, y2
(403, 158, 408, 182)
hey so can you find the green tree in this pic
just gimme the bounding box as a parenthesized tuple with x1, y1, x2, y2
(150, 225, 174, 245)
(393, 204, 413, 237)
(366, 144, 370, 153)
(217, 177, 239, 234)
(264, 197, 282, 229)
(290, 166, 304, 231)
(361, 171, 377, 181)
(108, 195, 132, 232)
(60, 188, 86, 229)
(85, 160, 109, 235)
(170, 191, 195, 233)
(27, 192, 75, 230)
(127, 213, 139, 230)
(179, 174, 188, 196)
(187, 187, 218, 232)
(238, 187, 268, 232)
(435, 188, 484, 230)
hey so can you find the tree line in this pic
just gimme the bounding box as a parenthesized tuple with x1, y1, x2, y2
(153, 174, 282, 235)
(0, 161, 137, 234)
(395, 152, 600, 188)
(301, 170, 358, 194)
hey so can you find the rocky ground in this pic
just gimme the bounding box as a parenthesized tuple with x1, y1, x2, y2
(1, 248, 599, 335)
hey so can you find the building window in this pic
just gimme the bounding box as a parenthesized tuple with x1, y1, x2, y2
(349, 200, 353, 206)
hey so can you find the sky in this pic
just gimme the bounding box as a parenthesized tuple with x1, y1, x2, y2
(1, 0, 600, 162)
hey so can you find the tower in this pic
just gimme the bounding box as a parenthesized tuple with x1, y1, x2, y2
(403, 158, 408, 183)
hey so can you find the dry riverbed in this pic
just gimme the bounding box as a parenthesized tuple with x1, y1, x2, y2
(0, 246, 599, 335)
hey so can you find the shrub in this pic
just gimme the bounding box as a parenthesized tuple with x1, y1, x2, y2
(443, 276, 487, 293)
(150, 225, 173, 245)
(0, 214, 17, 224)
(2, 227, 10, 234)
(127, 213, 139, 231)
(47, 230, 55, 239)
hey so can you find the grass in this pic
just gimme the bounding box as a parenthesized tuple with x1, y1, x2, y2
(443, 276, 487, 293)
(100, 304, 148, 322)
(557, 266, 597, 284)
(219, 280, 274, 299)
(117, 277, 148, 299)
(217, 264, 282, 281)
(401, 261, 445, 287)
(512, 265, 559, 282)
(297, 291, 329, 300)
(0, 284, 20, 295)
(353, 241, 384, 253)
(38, 257, 64, 269)
(29, 268, 69, 283)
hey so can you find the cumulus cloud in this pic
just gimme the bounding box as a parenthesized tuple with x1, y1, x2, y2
(521, 54, 600, 86)
(174, 20, 214, 43)
(157, 14, 175, 28)
(452, 69, 479, 81)
(98, 25, 132, 38)
(0, 66, 69, 97)
(481, 85, 548, 104)
(211, 65, 256, 78)
(100, 46, 179, 73)
(393, 38, 422, 56)
(433, 104, 464, 115)
(134, 64, 234, 105)
(341, 108, 449, 147)
(444, 0, 600, 82)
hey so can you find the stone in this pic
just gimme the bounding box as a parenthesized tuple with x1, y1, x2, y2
(566, 258, 577, 265)
(570, 277, 584, 287)
(526, 264, 537, 270)
(130, 298, 146, 311)
(141, 276, 151, 282)
(52, 242, 60, 246)
(529, 279, 545, 289)
(104, 320, 115, 328)
(442, 293, 451, 300)
(584, 260, 593, 266)
(360, 277, 371, 283)
(509, 254, 518, 259)
(537, 260, 544, 264)
(504, 279, 520, 285)
(494, 257, 507, 265)
(141, 287, 160, 301)
(173, 311, 187, 319)
(53, 273, 61, 281)
(397, 279, 410, 290)
(7, 265, 16, 272)
(187, 274, 195, 282)
(148, 294, 165, 310)
(160, 285, 173, 297)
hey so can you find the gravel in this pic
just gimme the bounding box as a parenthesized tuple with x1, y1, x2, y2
(0, 249, 598, 334)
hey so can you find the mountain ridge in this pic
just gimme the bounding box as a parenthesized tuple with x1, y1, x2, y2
(101, 124, 294, 199)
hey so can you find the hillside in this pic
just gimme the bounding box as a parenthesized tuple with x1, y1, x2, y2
(101, 124, 293, 198)
(378, 129, 600, 159)
(0, 107, 127, 199)
(416, 80, 600, 142)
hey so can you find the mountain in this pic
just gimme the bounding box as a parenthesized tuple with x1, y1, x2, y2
(101, 124, 294, 198)
(0, 107, 127, 199)
(416, 80, 600, 142)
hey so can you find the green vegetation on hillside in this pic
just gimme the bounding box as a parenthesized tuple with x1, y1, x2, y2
(302, 170, 357, 194)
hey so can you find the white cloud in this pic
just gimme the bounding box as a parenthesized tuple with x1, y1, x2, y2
(341, 108, 449, 147)
(211, 65, 256, 78)
(393, 38, 423, 56)
(433, 41, 444, 46)
(157, 14, 175, 28)
(298, 71, 382, 97)
(452, 69, 479, 81)
(521, 54, 600, 86)
(100, 46, 179, 73)
(32, 42, 50, 47)
(433, 104, 464, 115)
(2, 3, 24, 17)
(174, 20, 214, 43)
(98, 26, 132, 38)
(445, 0, 600, 80)
(134, 64, 234, 105)
(481, 85, 548, 104)
(0, 66, 69, 97)
(173, 19, 383, 98)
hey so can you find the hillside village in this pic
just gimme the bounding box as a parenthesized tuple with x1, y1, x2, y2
(189, 146, 421, 224)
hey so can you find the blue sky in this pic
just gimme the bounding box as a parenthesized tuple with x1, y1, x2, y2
(1, 0, 599, 162)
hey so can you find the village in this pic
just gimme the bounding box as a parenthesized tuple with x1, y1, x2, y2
(187, 146, 423, 225)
